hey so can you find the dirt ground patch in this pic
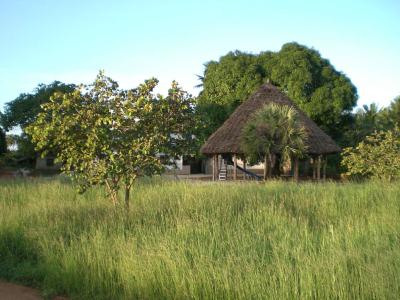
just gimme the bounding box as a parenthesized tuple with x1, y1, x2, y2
(0, 281, 68, 300)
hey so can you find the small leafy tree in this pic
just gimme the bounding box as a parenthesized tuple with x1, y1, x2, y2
(26, 72, 195, 209)
(341, 128, 400, 181)
(241, 104, 308, 179)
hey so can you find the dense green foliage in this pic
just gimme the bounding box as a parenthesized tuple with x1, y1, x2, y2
(241, 104, 307, 177)
(0, 134, 37, 169)
(0, 81, 75, 164)
(1, 178, 399, 299)
(1, 81, 75, 131)
(343, 103, 386, 146)
(25, 72, 195, 207)
(342, 98, 400, 147)
(341, 128, 400, 180)
(196, 51, 269, 138)
(0, 129, 7, 155)
(382, 96, 400, 129)
(197, 43, 358, 141)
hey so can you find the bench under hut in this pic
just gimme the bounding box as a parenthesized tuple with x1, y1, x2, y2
(200, 83, 341, 181)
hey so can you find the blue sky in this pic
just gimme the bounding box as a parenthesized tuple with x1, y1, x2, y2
(1, 0, 399, 113)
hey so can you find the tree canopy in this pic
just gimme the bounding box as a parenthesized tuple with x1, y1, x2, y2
(342, 103, 386, 146)
(342, 96, 400, 147)
(341, 127, 400, 181)
(26, 72, 196, 208)
(0, 81, 75, 164)
(0, 129, 7, 155)
(1, 81, 76, 131)
(384, 96, 400, 128)
(196, 51, 268, 139)
(197, 43, 358, 142)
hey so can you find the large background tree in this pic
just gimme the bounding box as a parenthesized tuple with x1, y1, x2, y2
(1, 81, 75, 165)
(196, 51, 270, 139)
(197, 43, 358, 143)
(1, 81, 76, 130)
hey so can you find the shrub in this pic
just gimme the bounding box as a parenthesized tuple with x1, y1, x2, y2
(341, 128, 400, 180)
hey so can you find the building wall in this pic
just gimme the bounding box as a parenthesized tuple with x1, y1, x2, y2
(164, 156, 191, 175)
(36, 156, 191, 175)
(35, 157, 62, 170)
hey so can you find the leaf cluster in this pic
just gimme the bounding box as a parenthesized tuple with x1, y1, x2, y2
(341, 128, 400, 181)
(1, 81, 75, 131)
(241, 104, 308, 165)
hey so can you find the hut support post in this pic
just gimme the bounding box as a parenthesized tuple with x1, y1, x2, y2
(322, 156, 327, 181)
(243, 158, 247, 180)
(233, 154, 237, 180)
(317, 155, 321, 181)
(293, 157, 299, 182)
(312, 157, 316, 180)
(212, 155, 217, 181)
(304, 159, 310, 177)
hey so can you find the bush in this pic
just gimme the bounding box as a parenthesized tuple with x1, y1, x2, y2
(341, 128, 400, 180)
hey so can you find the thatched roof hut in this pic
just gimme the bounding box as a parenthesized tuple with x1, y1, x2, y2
(201, 83, 341, 156)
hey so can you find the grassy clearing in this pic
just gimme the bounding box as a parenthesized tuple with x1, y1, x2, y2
(0, 178, 399, 299)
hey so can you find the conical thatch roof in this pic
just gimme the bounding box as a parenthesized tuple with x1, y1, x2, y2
(201, 83, 341, 156)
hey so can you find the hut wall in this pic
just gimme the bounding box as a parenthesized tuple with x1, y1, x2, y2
(203, 157, 265, 175)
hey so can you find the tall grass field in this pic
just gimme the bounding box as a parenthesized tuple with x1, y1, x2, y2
(0, 178, 399, 299)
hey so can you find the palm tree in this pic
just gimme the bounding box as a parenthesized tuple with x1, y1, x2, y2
(241, 103, 308, 180)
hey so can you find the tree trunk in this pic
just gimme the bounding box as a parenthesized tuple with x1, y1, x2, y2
(269, 153, 275, 177)
(233, 154, 237, 180)
(243, 157, 247, 180)
(293, 157, 299, 182)
(283, 158, 292, 175)
(125, 186, 130, 211)
(105, 180, 118, 206)
(264, 154, 269, 180)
